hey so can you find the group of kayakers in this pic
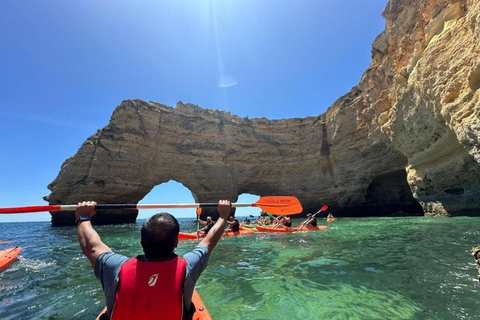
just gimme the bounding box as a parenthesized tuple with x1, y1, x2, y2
(240, 211, 334, 230)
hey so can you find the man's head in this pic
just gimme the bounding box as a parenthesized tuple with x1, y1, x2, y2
(307, 213, 312, 217)
(141, 212, 179, 260)
(206, 216, 212, 222)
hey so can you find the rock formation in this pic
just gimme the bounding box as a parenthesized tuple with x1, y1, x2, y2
(46, 0, 480, 225)
(376, 0, 480, 216)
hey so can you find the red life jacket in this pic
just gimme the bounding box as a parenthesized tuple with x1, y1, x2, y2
(111, 256, 187, 320)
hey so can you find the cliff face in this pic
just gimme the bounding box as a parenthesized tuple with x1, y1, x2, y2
(374, 0, 480, 216)
(46, 0, 480, 225)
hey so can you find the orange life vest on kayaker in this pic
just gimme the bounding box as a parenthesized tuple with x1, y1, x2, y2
(111, 256, 187, 320)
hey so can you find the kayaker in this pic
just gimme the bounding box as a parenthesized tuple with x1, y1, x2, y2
(281, 216, 292, 227)
(272, 216, 291, 228)
(327, 213, 336, 221)
(197, 216, 215, 236)
(226, 216, 240, 232)
(75, 199, 231, 320)
(303, 213, 317, 227)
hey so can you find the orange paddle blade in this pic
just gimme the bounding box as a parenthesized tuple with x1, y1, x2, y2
(252, 196, 302, 215)
(196, 208, 202, 216)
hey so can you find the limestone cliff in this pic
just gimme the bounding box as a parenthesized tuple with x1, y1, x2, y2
(373, 0, 480, 216)
(46, 0, 480, 225)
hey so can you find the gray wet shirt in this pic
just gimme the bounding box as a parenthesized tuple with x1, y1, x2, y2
(94, 245, 210, 319)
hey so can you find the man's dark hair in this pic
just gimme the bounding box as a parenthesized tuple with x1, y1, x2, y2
(141, 212, 180, 260)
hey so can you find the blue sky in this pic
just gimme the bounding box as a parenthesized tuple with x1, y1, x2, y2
(0, 0, 388, 222)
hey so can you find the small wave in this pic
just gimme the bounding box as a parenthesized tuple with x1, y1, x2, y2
(16, 256, 57, 272)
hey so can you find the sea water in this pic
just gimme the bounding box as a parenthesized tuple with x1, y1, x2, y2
(1, 217, 480, 320)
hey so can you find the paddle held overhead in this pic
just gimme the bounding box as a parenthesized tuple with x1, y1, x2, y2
(0, 196, 303, 215)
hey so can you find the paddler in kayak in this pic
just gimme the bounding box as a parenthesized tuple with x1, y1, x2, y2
(239, 216, 253, 230)
(280, 216, 292, 227)
(225, 216, 240, 232)
(75, 199, 231, 320)
(272, 216, 292, 228)
(326, 212, 336, 222)
(302, 213, 317, 227)
(197, 216, 215, 237)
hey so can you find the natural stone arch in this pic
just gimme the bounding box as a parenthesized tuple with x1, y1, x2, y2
(46, 100, 330, 225)
(46, 100, 415, 226)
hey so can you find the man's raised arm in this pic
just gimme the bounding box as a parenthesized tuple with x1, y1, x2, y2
(198, 200, 230, 253)
(76, 201, 111, 270)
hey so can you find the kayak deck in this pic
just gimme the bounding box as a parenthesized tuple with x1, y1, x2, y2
(94, 288, 212, 320)
(0, 246, 22, 271)
(179, 229, 254, 240)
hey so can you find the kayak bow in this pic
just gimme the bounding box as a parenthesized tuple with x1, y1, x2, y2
(0, 246, 22, 271)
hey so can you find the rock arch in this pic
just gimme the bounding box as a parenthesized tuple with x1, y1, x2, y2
(46, 100, 414, 226)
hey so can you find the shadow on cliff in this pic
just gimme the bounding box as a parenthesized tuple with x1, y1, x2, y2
(330, 170, 424, 217)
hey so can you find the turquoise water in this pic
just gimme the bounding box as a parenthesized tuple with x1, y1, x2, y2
(1, 217, 480, 319)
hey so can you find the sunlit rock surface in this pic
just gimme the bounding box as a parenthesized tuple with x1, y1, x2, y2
(46, 0, 480, 225)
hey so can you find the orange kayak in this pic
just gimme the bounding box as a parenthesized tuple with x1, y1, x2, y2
(0, 246, 22, 271)
(256, 225, 329, 232)
(94, 288, 212, 320)
(178, 229, 254, 240)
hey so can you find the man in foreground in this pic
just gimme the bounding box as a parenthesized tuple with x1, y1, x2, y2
(76, 200, 231, 319)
